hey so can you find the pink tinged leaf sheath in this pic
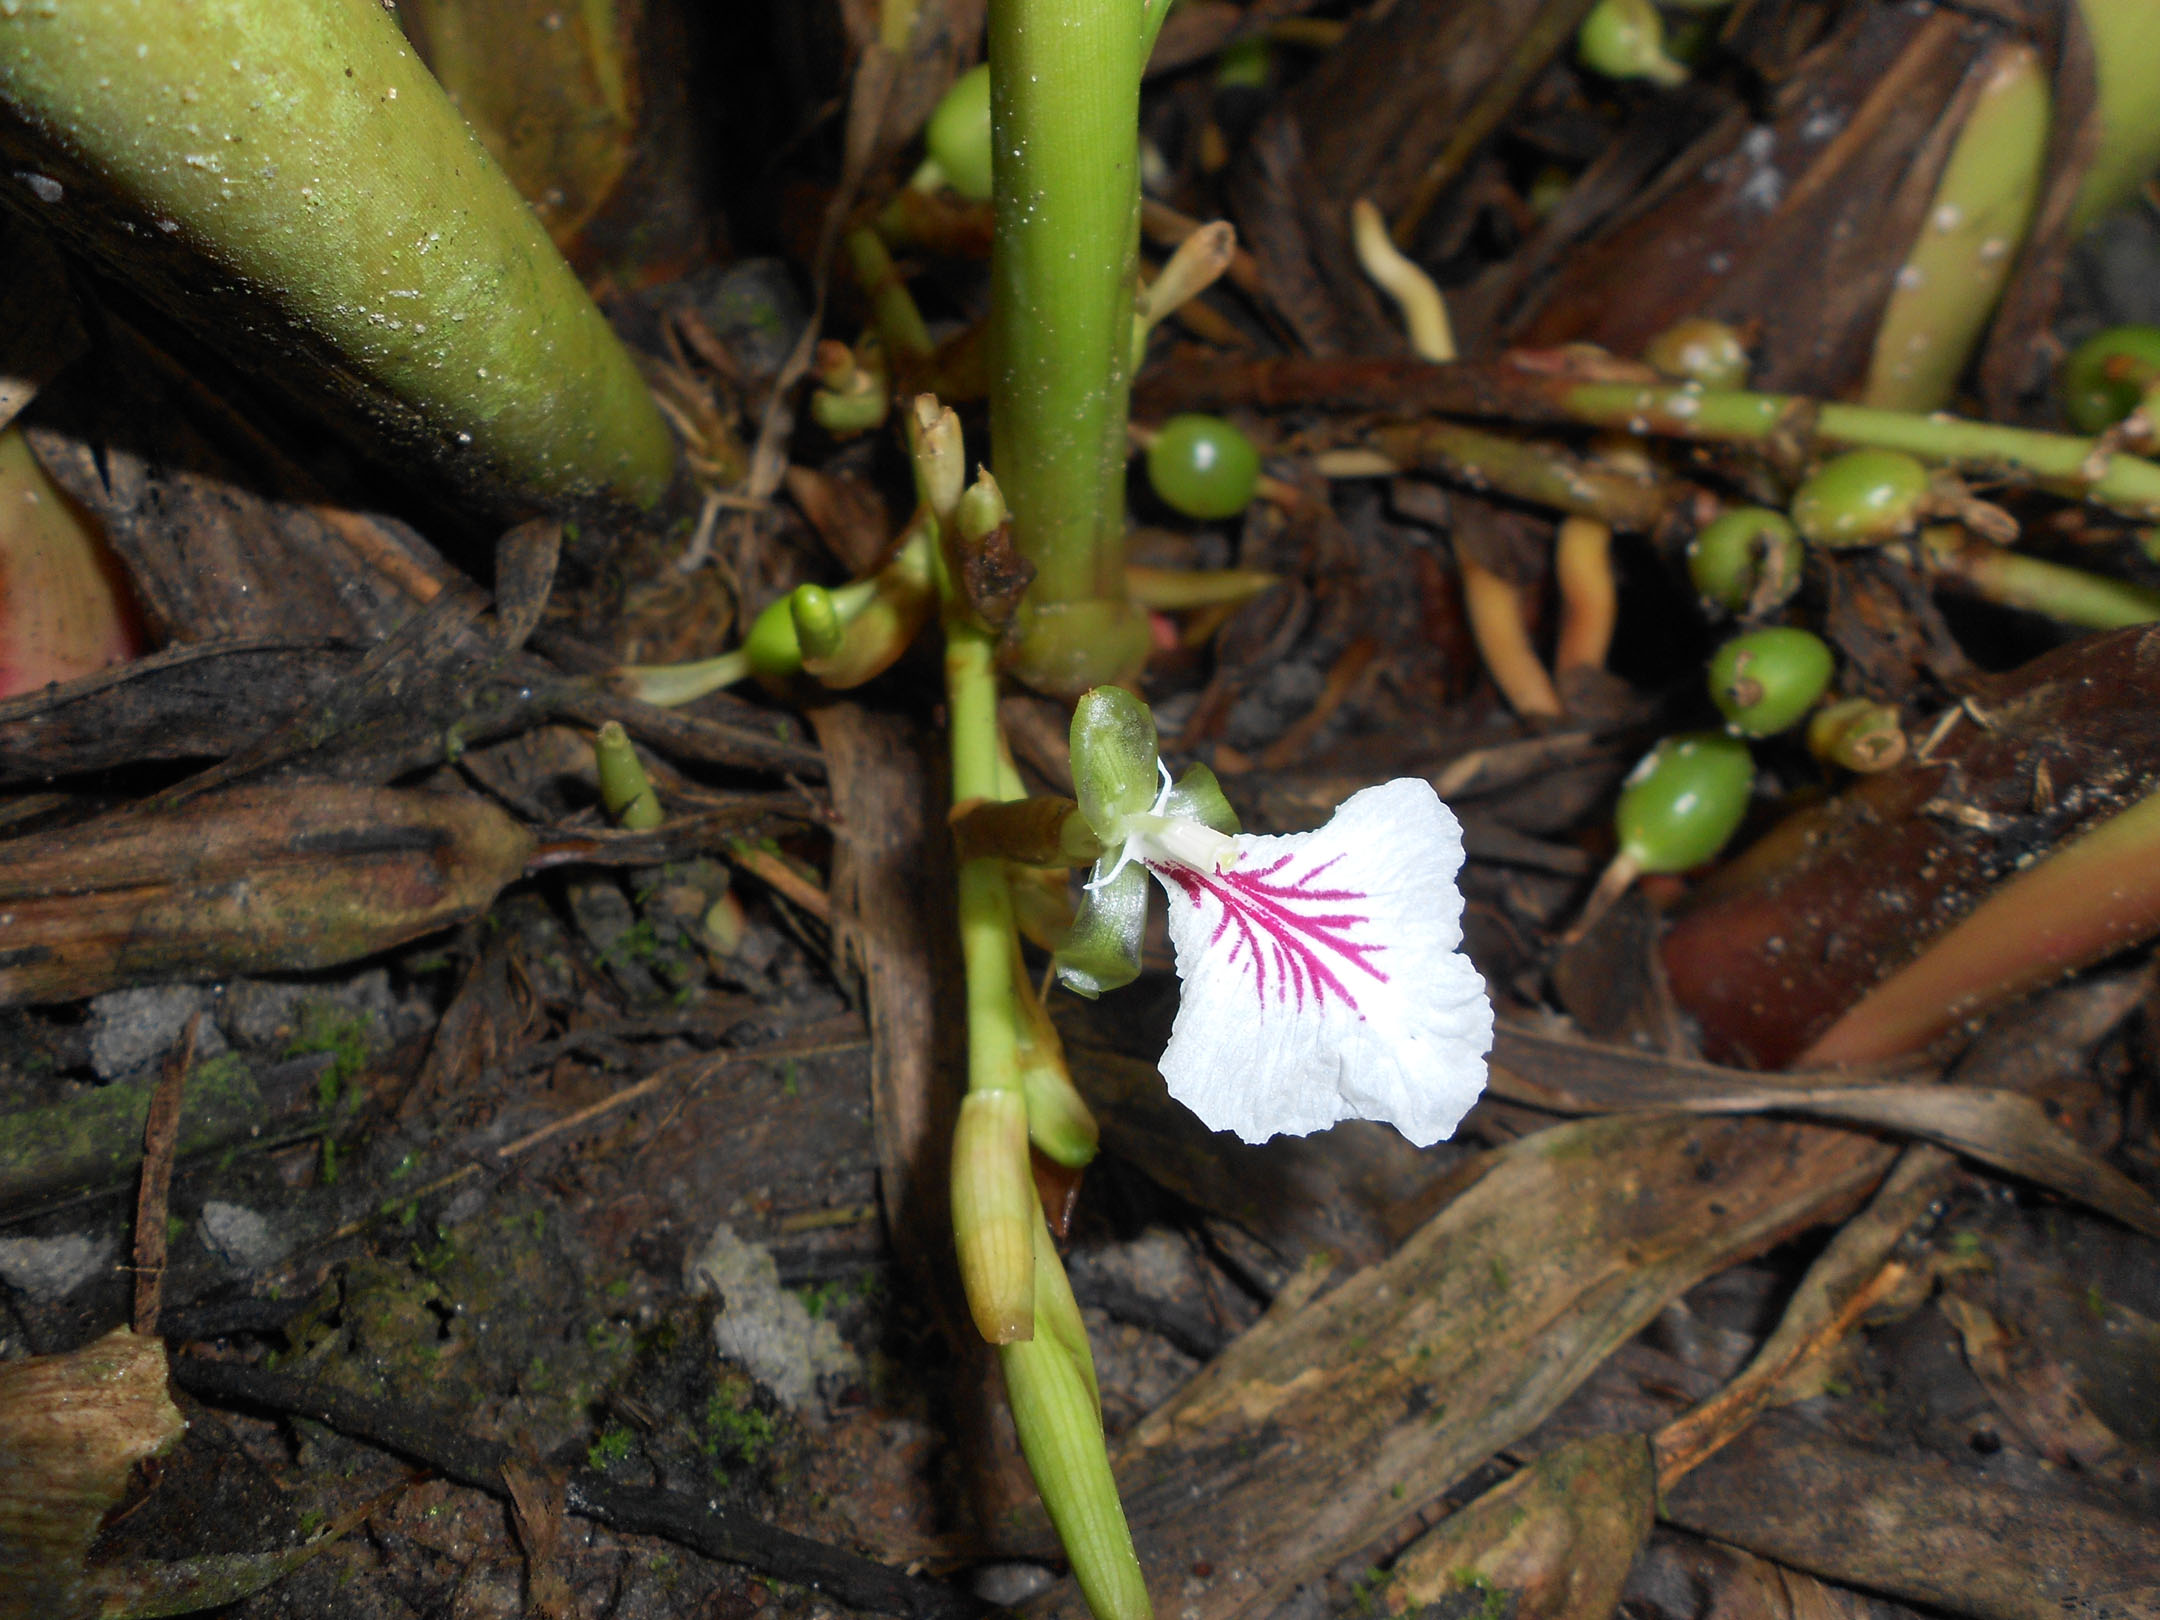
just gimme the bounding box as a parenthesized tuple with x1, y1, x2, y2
(1150, 779, 1492, 1147)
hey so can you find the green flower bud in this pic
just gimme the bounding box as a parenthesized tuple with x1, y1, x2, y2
(744, 594, 805, 679)
(2061, 325, 2160, 435)
(789, 583, 845, 663)
(1688, 507, 1803, 616)
(1790, 449, 1930, 547)
(1053, 863, 1149, 999)
(1019, 1045, 1105, 1175)
(951, 1089, 1034, 1343)
(924, 63, 993, 203)
(1707, 626, 1834, 736)
(1616, 731, 1753, 874)
(1068, 686, 1162, 839)
(1577, 0, 1689, 86)
(1643, 318, 1750, 389)
(593, 721, 663, 830)
(957, 468, 1011, 545)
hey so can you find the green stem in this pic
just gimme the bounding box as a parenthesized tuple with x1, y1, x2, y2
(843, 228, 935, 370)
(1367, 419, 1672, 530)
(1917, 526, 2160, 628)
(947, 624, 1023, 1095)
(933, 426, 1147, 1617)
(1561, 383, 2160, 515)
(989, 0, 1150, 690)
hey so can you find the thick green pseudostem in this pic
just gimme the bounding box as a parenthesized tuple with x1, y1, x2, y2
(0, 0, 674, 515)
(988, 0, 1154, 694)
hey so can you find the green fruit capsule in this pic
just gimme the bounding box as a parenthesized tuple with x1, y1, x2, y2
(1689, 506, 1802, 615)
(1616, 731, 1753, 874)
(1644, 318, 1750, 389)
(1789, 449, 1930, 548)
(2061, 325, 2160, 434)
(1707, 626, 1834, 736)
(1147, 414, 1262, 520)
(925, 64, 994, 204)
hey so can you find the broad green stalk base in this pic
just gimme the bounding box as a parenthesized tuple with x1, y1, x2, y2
(987, 0, 1152, 694)
(0, 0, 675, 515)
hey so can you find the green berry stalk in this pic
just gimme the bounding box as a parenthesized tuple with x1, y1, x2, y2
(911, 397, 1144, 1620)
(0, 0, 675, 516)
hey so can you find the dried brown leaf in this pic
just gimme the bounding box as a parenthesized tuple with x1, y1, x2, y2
(0, 1328, 182, 1620)
(1489, 1026, 2160, 1240)
(1387, 1434, 1654, 1620)
(0, 782, 533, 1007)
(1016, 1112, 1891, 1620)
(1664, 1414, 2160, 1620)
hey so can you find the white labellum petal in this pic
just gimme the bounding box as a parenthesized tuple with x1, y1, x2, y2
(1149, 778, 1491, 1147)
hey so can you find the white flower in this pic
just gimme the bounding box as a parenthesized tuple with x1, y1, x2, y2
(1134, 778, 1491, 1148)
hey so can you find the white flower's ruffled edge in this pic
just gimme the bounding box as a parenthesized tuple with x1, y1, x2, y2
(1150, 778, 1491, 1147)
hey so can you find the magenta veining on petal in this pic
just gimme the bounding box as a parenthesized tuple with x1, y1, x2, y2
(1156, 851, 1386, 1017)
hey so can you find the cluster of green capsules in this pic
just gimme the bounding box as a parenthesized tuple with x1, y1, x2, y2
(1614, 322, 2160, 891)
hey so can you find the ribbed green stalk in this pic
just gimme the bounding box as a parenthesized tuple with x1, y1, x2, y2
(0, 0, 674, 513)
(1000, 1280, 1150, 1620)
(988, 0, 1150, 692)
(951, 1088, 1035, 1341)
(1561, 383, 2160, 515)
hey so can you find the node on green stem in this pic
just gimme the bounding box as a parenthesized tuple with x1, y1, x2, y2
(2061, 326, 2160, 435)
(1688, 506, 1802, 617)
(1707, 627, 1834, 736)
(1147, 414, 1262, 520)
(1789, 449, 1930, 547)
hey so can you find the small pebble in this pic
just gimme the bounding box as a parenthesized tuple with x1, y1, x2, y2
(87, 985, 226, 1079)
(971, 1563, 1058, 1605)
(199, 1201, 292, 1272)
(0, 1232, 116, 1301)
